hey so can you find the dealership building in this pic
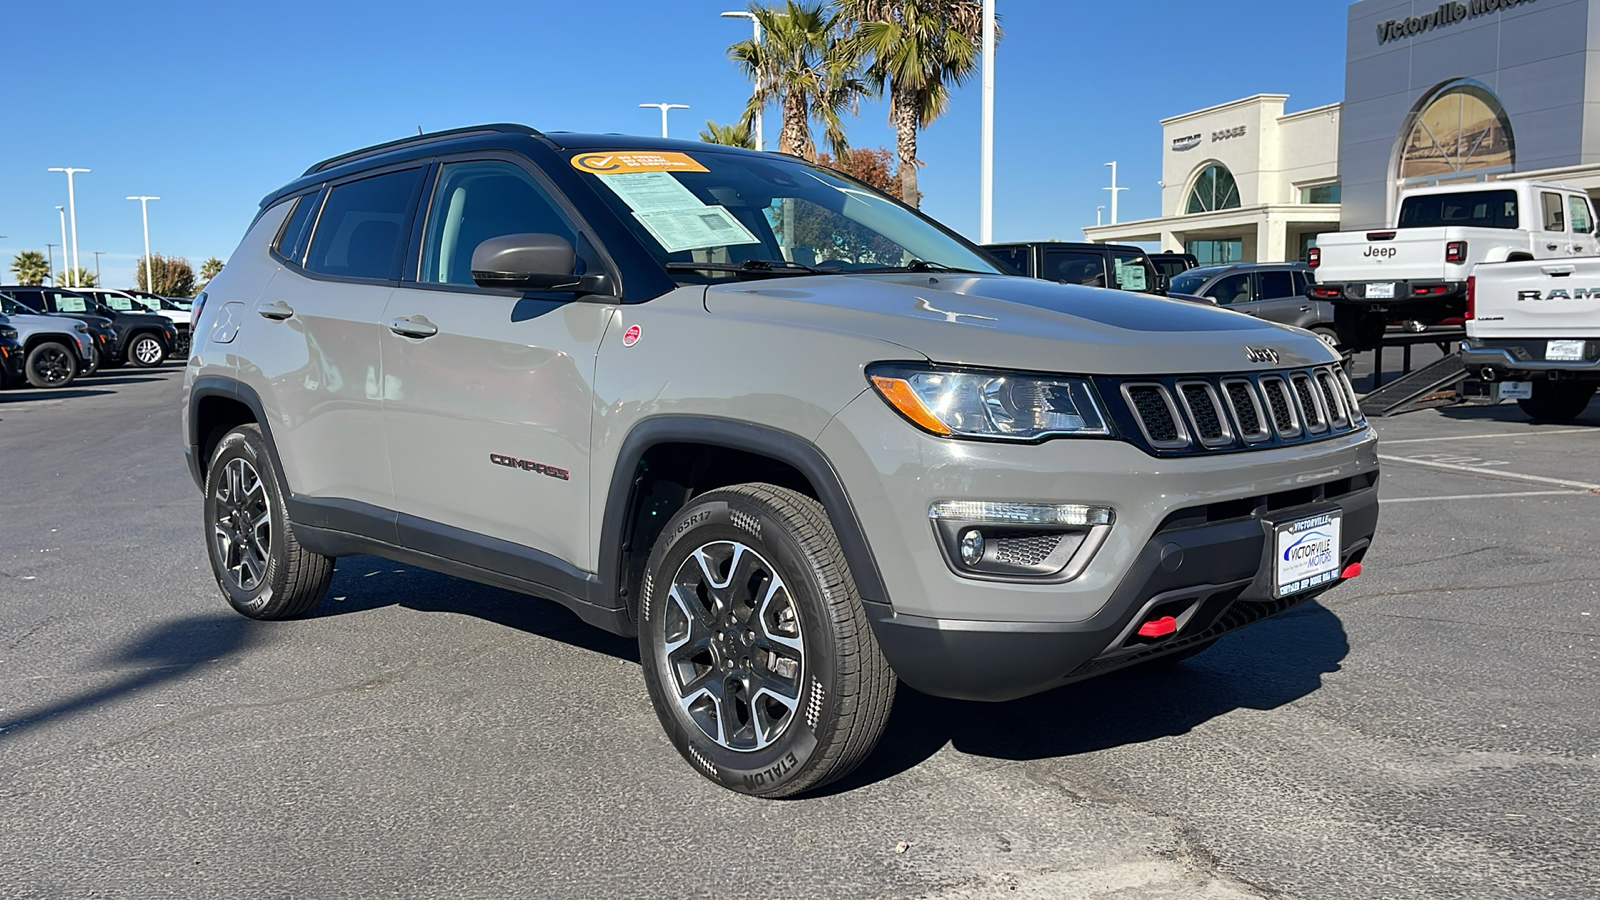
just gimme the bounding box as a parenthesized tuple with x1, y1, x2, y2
(1085, 0, 1600, 263)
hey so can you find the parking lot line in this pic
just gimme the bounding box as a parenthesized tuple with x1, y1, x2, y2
(1380, 428, 1591, 445)
(1378, 453, 1600, 492)
(1383, 490, 1588, 504)
(1382, 425, 1593, 441)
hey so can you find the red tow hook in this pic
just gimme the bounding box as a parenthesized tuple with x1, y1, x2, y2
(1137, 616, 1178, 638)
(1341, 562, 1363, 580)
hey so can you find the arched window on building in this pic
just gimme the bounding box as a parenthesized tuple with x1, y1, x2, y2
(1185, 164, 1241, 213)
(1397, 80, 1514, 185)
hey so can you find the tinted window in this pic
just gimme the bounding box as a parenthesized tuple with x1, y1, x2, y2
(1568, 195, 1593, 234)
(1107, 250, 1151, 291)
(39, 290, 91, 313)
(100, 293, 136, 312)
(1168, 271, 1213, 295)
(275, 191, 322, 263)
(1044, 250, 1106, 287)
(305, 169, 423, 280)
(420, 161, 578, 286)
(1205, 273, 1252, 305)
(1294, 270, 1314, 294)
(1397, 190, 1518, 229)
(1541, 192, 1566, 231)
(1257, 269, 1295, 300)
(986, 246, 1029, 276)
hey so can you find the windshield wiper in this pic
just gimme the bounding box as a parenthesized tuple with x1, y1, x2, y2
(848, 259, 988, 275)
(665, 259, 835, 280)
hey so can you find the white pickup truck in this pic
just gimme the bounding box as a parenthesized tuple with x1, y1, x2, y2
(1308, 180, 1599, 349)
(1460, 258, 1600, 421)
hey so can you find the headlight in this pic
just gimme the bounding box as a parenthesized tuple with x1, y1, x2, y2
(74, 322, 90, 332)
(867, 363, 1110, 441)
(0, 327, 16, 341)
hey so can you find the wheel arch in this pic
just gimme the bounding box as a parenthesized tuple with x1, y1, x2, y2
(188, 377, 286, 494)
(600, 417, 889, 625)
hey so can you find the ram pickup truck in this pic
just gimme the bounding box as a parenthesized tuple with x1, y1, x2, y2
(1309, 180, 1599, 349)
(1460, 259, 1600, 421)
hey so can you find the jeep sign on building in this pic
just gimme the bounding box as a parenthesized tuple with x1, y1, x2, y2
(1087, 0, 1600, 262)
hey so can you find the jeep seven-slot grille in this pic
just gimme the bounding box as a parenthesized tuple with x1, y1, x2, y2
(1098, 365, 1364, 457)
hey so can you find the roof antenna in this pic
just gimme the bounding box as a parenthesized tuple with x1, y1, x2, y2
(417, 125, 424, 135)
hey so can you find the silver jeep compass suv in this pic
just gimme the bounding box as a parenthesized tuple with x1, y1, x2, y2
(184, 125, 1379, 796)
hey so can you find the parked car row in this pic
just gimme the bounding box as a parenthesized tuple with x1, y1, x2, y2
(0, 286, 184, 390)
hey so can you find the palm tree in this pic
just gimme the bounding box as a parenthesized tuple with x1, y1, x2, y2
(699, 120, 754, 149)
(9, 251, 50, 286)
(200, 257, 225, 282)
(61, 267, 98, 288)
(729, 0, 866, 162)
(839, 0, 990, 207)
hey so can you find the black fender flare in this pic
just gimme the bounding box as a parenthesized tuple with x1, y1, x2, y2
(187, 376, 287, 494)
(598, 416, 889, 611)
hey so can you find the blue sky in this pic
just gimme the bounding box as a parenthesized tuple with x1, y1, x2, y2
(0, 0, 1351, 290)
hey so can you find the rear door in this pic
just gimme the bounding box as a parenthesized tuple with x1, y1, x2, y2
(379, 155, 612, 570)
(1536, 191, 1569, 259)
(1566, 193, 1599, 256)
(1249, 268, 1317, 327)
(1107, 248, 1156, 293)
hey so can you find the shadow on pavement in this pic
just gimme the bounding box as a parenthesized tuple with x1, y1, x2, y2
(310, 556, 639, 663)
(819, 600, 1349, 795)
(1437, 402, 1599, 425)
(80, 375, 166, 386)
(0, 613, 265, 739)
(0, 388, 116, 402)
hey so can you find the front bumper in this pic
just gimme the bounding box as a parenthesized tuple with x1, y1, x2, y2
(867, 482, 1376, 700)
(0, 344, 23, 387)
(1461, 338, 1600, 379)
(818, 389, 1381, 701)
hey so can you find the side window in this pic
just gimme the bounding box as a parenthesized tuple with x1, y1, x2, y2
(1205, 273, 1252, 305)
(304, 168, 424, 280)
(47, 291, 89, 313)
(102, 293, 135, 312)
(420, 160, 579, 286)
(1541, 192, 1566, 231)
(987, 247, 1029, 275)
(1044, 251, 1106, 287)
(274, 190, 323, 264)
(1294, 270, 1315, 295)
(1567, 195, 1593, 235)
(1108, 251, 1150, 291)
(1257, 269, 1295, 301)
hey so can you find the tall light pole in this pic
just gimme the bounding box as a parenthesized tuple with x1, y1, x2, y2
(127, 196, 160, 293)
(720, 10, 764, 152)
(979, 0, 996, 244)
(56, 207, 69, 285)
(48, 167, 89, 286)
(639, 103, 690, 139)
(1097, 206, 1105, 226)
(92, 251, 105, 286)
(1103, 161, 1127, 225)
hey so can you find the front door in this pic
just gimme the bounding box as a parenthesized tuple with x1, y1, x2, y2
(1249, 268, 1316, 327)
(1566, 194, 1599, 256)
(380, 158, 611, 571)
(1536, 191, 1569, 259)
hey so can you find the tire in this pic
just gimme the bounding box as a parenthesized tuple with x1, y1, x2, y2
(128, 332, 167, 367)
(1403, 320, 1427, 333)
(24, 341, 76, 389)
(1310, 326, 1340, 349)
(1516, 381, 1596, 422)
(204, 425, 334, 619)
(82, 342, 101, 376)
(638, 483, 895, 797)
(173, 330, 192, 357)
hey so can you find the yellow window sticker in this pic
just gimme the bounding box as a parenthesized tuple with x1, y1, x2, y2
(571, 151, 709, 174)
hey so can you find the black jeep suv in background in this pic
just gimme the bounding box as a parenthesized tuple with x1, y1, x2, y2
(2, 285, 176, 367)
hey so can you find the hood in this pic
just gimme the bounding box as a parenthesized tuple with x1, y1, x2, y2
(703, 273, 1335, 375)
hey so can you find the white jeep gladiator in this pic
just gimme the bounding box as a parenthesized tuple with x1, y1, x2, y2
(1309, 180, 1599, 348)
(1460, 259, 1600, 421)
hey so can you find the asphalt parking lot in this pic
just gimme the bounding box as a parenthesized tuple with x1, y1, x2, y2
(2, 365, 1596, 899)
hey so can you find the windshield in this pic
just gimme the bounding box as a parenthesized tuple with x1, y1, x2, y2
(1397, 189, 1518, 229)
(568, 149, 1001, 282)
(0, 294, 27, 315)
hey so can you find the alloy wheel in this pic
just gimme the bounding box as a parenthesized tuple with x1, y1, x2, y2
(133, 336, 163, 365)
(213, 457, 272, 591)
(662, 540, 805, 752)
(33, 347, 73, 385)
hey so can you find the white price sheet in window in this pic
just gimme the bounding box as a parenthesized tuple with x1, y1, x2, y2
(594, 171, 759, 254)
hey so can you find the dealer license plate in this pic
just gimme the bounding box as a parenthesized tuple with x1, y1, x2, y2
(1365, 282, 1395, 300)
(1498, 381, 1533, 400)
(1274, 512, 1342, 598)
(1546, 339, 1585, 361)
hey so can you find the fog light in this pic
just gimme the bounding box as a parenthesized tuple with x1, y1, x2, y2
(959, 529, 985, 565)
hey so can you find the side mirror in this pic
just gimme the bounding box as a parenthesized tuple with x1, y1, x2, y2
(471, 233, 609, 295)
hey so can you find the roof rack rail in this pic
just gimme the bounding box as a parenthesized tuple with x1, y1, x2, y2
(302, 123, 545, 176)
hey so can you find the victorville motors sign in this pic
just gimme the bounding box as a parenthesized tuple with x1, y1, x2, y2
(1378, 0, 1536, 45)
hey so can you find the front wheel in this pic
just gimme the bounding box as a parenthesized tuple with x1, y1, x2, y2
(638, 484, 895, 797)
(204, 424, 334, 619)
(1517, 381, 1596, 422)
(128, 333, 167, 367)
(24, 341, 76, 388)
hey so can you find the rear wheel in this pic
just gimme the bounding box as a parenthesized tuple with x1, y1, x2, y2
(129, 333, 167, 367)
(1517, 381, 1596, 422)
(1310, 326, 1340, 349)
(204, 425, 334, 619)
(639, 484, 895, 797)
(24, 341, 76, 388)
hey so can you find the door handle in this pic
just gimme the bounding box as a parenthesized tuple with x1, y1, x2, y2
(1547, 243, 1560, 251)
(256, 300, 294, 320)
(1299, 305, 1313, 312)
(387, 315, 438, 339)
